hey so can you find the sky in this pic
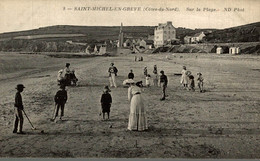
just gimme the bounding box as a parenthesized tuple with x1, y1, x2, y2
(0, 0, 259, 33)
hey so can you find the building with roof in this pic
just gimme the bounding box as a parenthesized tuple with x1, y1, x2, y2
(139, 39, 154, 49)
(184, 32, 206, 44)
(154, 21, 176, 47)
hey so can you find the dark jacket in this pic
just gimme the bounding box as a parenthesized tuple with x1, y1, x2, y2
(160, 74, 168, 86)
(108, 66, 118, 76)
(14, 92, 23, 110)
(55, 89, 67, 104)
(128, 73, 134, 79)
(153, 67, 157, 74)
(101, 93, 112, 105)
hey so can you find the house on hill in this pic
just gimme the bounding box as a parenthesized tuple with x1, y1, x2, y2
(139, 39, 154, 49)
(184, 32, 206, 44)
(86, 43, 107, 55)
(154, 21, 177, 47)
(123, 39, 133, 48)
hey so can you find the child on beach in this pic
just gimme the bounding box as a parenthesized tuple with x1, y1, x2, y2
(13, 84, 26, 134)
(100, 86, 112, 120)
(70, 69, 78, 86)
(144, 66, 148, 77)
(188, 74, 195, 91)
(180, 66, 188, 89)
(153, 73, 159, 87)
(197, 73, 204, 92)
(52, 85, 67, 122)
(145, 74, 151, 87)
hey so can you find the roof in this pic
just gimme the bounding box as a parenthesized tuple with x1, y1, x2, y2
(156, 22, 175, 30)
(144, 40, 154, 45)
(157, 23, 167, 30)
(193, 32, 205, 37)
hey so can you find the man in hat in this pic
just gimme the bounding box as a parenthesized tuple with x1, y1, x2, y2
(51, 85, 68, 122)
(13, 84, 25, 134)
(159, 70, 168, 101)
(108, 63, 118, 88)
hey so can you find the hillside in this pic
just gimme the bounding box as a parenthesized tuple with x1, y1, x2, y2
(0, 22, 259, 53)
(0, 25, 216, 42)
(0, 25, 155, 41)
(205, 22, 260, 43)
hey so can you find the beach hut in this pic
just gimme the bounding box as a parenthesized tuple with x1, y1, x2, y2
(216, 47, 223, 54)
(229, 47, 240, 55)
(236, 47, 240, 54)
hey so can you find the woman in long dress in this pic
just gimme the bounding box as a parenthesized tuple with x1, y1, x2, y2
(180, 66, 188, 88)
(127, 81, 148, 131)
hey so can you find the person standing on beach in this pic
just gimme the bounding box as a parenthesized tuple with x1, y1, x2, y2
(51, 85, 68, 122)
(180, 66, 188, 89)
(13, 84, 26, 134)
(108, 63, 118, 88)
(144, 66, 148, 77)
(100, 86, 112, 120)
(128, 69, 134, 80)
(153, 65, 158, 75)
(159, 70, 168, 101)
(153, 65, 159, 87)
(127, 81, 148, 131)
(197, 73, 204, 92)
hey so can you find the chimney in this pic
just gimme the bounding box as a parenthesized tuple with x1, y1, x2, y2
(167, 21, 172, 25)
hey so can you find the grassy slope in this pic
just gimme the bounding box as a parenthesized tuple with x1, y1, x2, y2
(0, 22, 259, 43)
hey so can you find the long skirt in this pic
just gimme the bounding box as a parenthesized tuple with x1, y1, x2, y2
(128, 94, 148, 131)
(180, 74, 188, 84)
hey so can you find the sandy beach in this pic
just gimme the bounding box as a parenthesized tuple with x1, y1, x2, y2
(0, 52, 259, 158)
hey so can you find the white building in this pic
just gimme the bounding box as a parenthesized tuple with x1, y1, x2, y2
(216, 46, 223, 54)
(184, 32, 206, 44)
(154, 21, 176, 47)
(229, 47, 240, 55)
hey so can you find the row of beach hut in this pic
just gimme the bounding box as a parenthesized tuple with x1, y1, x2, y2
(216, 46, 240, 55)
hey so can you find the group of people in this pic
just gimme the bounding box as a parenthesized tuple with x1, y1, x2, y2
(180, 66, 204, 92)
(57, 63, 78, 86)
(12, 62, 205, 134)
